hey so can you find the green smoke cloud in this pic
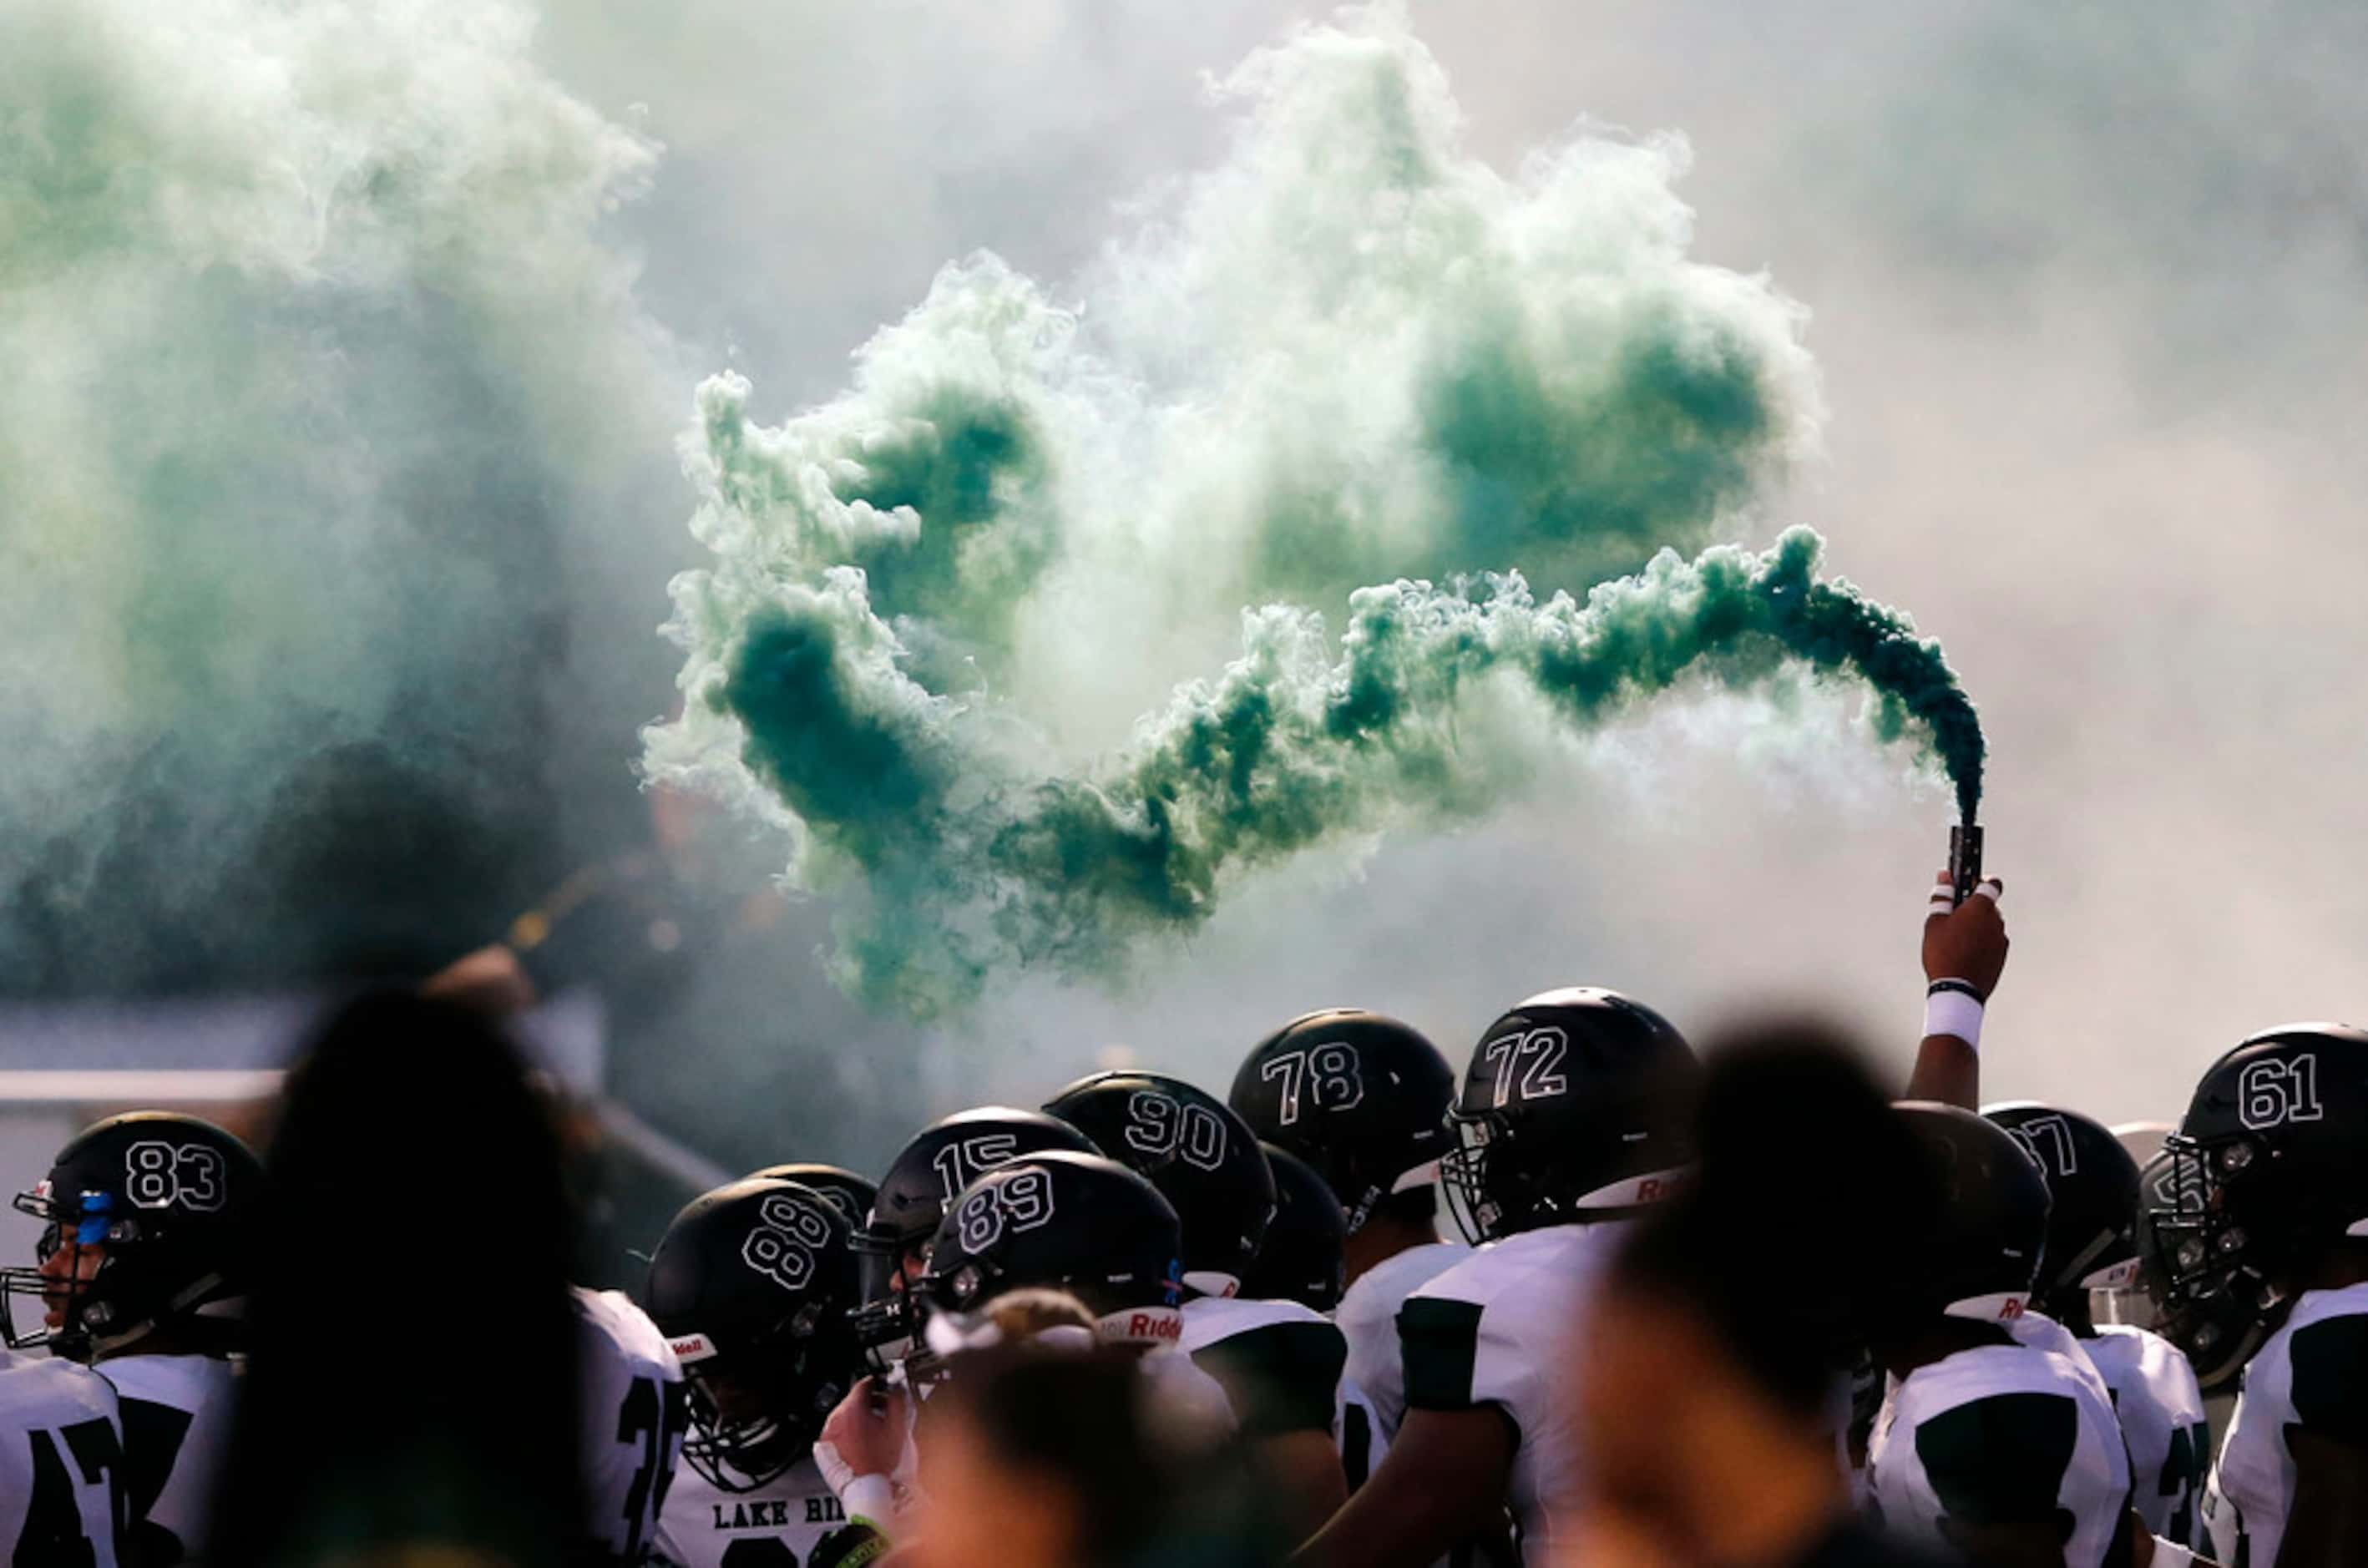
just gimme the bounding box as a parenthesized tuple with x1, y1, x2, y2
(646, 8, 1982, 1012)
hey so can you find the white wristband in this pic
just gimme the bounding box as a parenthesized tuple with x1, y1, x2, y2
(1923, 989, 1985, 1049)
(842, 1474, 897, 1530)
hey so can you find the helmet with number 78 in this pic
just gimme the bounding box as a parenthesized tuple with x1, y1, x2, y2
(1229, 1009, 1455, 1233)
(2154, 1024, 2368, 1328)
(1, 1111, 260, 1361)
(1440, 989, 1699, 1245)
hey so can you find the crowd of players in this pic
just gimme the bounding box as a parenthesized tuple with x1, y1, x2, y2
(5, 868, 2368, 1566)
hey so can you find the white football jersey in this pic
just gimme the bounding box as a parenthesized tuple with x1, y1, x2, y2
(1179, 1295, 1348, 1440)
(1866, 1314, 2132, 1567)
(0, 1349, 126, 1568)
(1334, 1240, 1463, 1439)
(658, 1453, 883, 1568)
(574, 1287, 686, 1564)
(2201, 1279, 2368, 1566)
(1335, 1372, 1389, 1492)
(1399, 1222, 1628, 1564)
(97, 1353, 237, 1565)
(2082, 1323, 2209, 1545)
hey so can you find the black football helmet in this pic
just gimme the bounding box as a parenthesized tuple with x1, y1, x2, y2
(1045, 1071, 1275, 1297)
(2133, 1146, 2260, 1391)
(2154, 1024, 2368, 1334)
(746, 1163, 878, 1233)
(1982, 1102, 2142, 1317)
(1229, 1009, 1455, 1232)
(1892, 1103, 2051, 1323)
(1440, 989, 1699, 1244)
(644, 1178, 865, 1490)
(912, 1152, 1184, 1349)
(853, 1108, 1098, 1302)
(3, 1112, 260, 1361)
(1242, 1144, 1348, 1313)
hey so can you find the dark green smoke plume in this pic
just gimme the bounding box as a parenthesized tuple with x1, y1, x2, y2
(646, 11, 1983, 1011)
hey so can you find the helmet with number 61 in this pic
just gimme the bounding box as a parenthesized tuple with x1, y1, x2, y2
(1, 1111, 260, 1361)
(644, 1177, 865, 1490)
(1440, 989, 1699, 1245)
(2155, 1024, 2368, 1328)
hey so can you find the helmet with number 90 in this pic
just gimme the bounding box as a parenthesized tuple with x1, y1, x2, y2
(2155, 1024, 2368, 1332)
(1045, 1071, 1275, 1297)
(2, 1111, 260, 1361)
(1440, 989, 1698, 1245)
(1981, 1101, 2142, 1320)
(1229, 1009, 1455, 1233)
(914, 1152, 1183, 1348)
(644, 1177, 864, 1490)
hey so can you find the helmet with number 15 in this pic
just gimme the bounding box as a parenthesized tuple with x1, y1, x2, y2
(2155, 1024, 2368, 1328)
(1, 1111, 260, 1361)
(1440, 989, 1699, 1245)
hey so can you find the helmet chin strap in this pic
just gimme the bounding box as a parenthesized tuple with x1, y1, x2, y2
(87, 1269, 230, 1360)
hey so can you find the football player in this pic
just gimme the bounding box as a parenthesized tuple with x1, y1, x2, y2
(575, 1281, 687, 1565)
(852, 1108, 1098, 1308)
(1244, 1142, 1389, 1491)
(1986, 1102, 2210, 1545)
(1046, 1070, 1350, 1538)
(1865, 1104, 2133, 1567)
(2163, 1025, 2368, 1567)
(1231, 1009, 1463, 1439)
(644, 1176, 883, 1568)
(2, 1111, 258, 1566)
(0, 1347, 127, 1567)
(745, 1164, 877, 1236)
(1293, 986, 1700, 1567)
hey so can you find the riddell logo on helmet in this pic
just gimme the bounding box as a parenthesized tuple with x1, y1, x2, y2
(1997, 1297, 2026, 1320)
(1129, 1313, 1182, 1342)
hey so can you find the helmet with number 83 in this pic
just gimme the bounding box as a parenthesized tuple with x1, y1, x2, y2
(1045, 1071, 1275, 1297)
(1441, 989, 1699, 1245)
(644, 1177, 864, 1490)
(1, 1111, 259, 1361)
(914, 1152, 1183, 1348)
(1229, 1009, 1455, 1233)
(2155, 1024, 2368, 1329)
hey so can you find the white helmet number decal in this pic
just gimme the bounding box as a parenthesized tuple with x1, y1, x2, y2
(741, 1192, 835, 1292)
(1123, 1092, 1230, 1172)
(1258, 1044, 1364, 1126)
(124, 1141, 227, 1211)
(929, 1133, 1021, 1201)
(1480, 1028, 1569, 1109)
(953, 1167, 1056, 1253)
(2004, 1114, 2077, 1176)
(2238, 1055, 2324, 1130)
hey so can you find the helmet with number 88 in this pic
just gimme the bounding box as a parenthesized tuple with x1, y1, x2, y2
(1229, 1009, 1455, 1233)
(2, 1111, 260, 1361)
(914, 1152, 1183, 1348)
(2154, 1024, 2368, 1329)
(644, 1177, 864, 1490)
(1440, 989, 1699, 1245)
(1045, 1071, 1275, 1297)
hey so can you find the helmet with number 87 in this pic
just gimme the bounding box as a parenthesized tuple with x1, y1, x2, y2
(1441, 989, 1699, 1245)
(1045, 1071, 1275, 1297)
(1, 1111, 260, 1361)
(914, 1152, 1184, 1348)
(1981, 1101, 2142, 1321)
(1229, 1009, 1455, 1233)
(644, 1177, 864, 1490)
(2155, 1024, 2368, 1329)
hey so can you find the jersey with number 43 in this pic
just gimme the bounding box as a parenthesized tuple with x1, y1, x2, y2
(576, 1287, 688, 1565)
(2202, 1279, 2368, 1566)
(1866, 1316, 2132, 1568)
(0, 1350, 127, 1568)
(2080, 1324, 2208, 1546)
(657, 1453, 888, 1568)
(98, 1352, 237, 1565)
(1398, 1222, 1628, 1565)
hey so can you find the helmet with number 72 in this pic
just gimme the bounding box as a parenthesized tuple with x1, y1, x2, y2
(2154, 1024, 2368, 1329)
(1, 1111, 260, 1361)
(1440, 989, 1700, 1245)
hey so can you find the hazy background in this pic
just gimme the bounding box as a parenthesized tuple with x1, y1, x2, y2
(8, 0, 2361, 1173)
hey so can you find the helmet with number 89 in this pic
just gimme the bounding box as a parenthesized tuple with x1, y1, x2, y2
(1229, 1009, 1455, 1233)
(644, 1177, 864, 1490)
(1440, 989, 1699, 1245)
(853, 1108, 1100, 1305)
(2154, 1024, 2368, 1332)
(2, 1111, 260, 1361)
(914, 1152, 1183, 1348)
(1045, 1071, 1275, 1297)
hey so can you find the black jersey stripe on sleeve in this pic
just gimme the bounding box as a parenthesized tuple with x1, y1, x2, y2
(1192, 1320, 1347, 1436)
(1913, 1391, 2079, 1531)
(2290, 1313, 2368, 1449)
(1399, 1297, 1485, 1413)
